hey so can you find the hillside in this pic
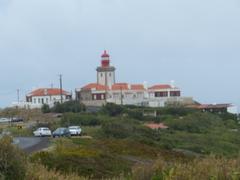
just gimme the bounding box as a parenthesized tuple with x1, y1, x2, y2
(1, 103, 240, 179)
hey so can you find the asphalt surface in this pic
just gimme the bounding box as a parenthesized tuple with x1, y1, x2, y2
(14, 137, 50, 153)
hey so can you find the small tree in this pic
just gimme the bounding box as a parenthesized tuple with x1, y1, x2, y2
(0, 136, 27, 180)
(41, 104, 51, 114)
(51, 101, 86, 113)
(101, 103, 125, 116)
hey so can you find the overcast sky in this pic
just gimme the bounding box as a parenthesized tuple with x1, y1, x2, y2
(0, 0, 239, 109)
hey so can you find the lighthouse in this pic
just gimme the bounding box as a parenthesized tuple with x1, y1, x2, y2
(96, 50, 116, 88)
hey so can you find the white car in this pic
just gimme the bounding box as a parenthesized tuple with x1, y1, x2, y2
(33, 127, 52, 137)
(0, 118, 11, 123)
(68, 126, 82, 136)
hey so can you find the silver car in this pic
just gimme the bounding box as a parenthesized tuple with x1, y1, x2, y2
(68, 126, 82, 136)
(33, 127, 52, 137)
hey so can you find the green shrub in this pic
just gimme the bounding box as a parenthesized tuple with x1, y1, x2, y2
(0, 136, 27, 180)
(52, 101, 86, 113)
(41, 104, 51, 113)
(30, 139, 130, 179)
(101, 103, 125, 116)
(61, 113, 102, 127)
(165, 112, 221, 133)
(126, 109, 144, 120)
(157, 107, 197, 116)
(101, 118, 158, 144)
(102, 120, 134, 139)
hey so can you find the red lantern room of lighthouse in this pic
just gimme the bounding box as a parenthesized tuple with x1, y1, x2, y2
(101, 50, 110, 68)
(96, 50, 116, 87)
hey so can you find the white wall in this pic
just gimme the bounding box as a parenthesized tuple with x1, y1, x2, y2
(31, 95, 67, 106)
(97, 71, 115, 87)
(107, 91, 145, 106)
(12, 94, 70, 109)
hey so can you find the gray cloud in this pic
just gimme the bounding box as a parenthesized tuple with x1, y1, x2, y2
(0, 0, 239, 109)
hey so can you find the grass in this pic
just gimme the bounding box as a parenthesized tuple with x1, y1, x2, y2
(3, 125, 33, 137)
(31, 138, 133, 179)
(2, 106, 240, 179)
(132, 156, 240, 180)
(81, 126, 101, 137)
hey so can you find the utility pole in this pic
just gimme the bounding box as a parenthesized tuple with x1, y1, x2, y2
(59, 74, 63, 104)
(120, 87, 123, 105)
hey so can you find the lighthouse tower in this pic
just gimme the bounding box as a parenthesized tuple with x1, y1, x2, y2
(96, 50, 116, 87)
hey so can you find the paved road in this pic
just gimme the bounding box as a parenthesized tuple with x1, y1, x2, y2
(14, 137, 50, 153)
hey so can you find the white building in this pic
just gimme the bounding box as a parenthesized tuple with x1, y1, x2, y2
(76, 51, 194, 107)
(12, 88, 72, 109)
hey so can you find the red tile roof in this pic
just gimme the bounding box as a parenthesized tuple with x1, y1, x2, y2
(131, 84, 145, 91)
(28, 88, 70, 97)
(111, 83, 129, 91)
(145, 123, 169, 130)
(82, 83, 109, 91)
(148, 84, 172, 90)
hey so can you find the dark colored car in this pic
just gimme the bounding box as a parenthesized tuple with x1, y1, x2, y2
(11, 117, 24, 122)
(52, 128, 71, 138)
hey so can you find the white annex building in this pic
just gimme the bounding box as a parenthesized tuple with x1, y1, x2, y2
(76, 51, 194, 107)
(12, 88, 72, 109)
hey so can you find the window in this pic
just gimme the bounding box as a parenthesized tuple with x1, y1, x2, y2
(113, 93, 120, 99)
(38, 98, 41, 103)
(170, 91, 181, 97)
(46, 98, 49, 103)
(155, 91, 168, 97)
(109, 73, 111, 77)
(34, 99, 36, 104)
(101, 73, 103, 77)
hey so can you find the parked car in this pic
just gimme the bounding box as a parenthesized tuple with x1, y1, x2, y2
(68, 126, 82, 136)
(0, 118, 11, 123)
(11, 117, 24, 122)
(33, 127, 52, 137)
(52, 128, 71, 138)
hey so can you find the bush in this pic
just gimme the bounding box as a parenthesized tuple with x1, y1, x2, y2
(101, 118, 157, 142)
(126, 109, 144, 120)
(157, 107, 197, 116)
(102, 120, 135, 139)
(41, 104, 51, 113)
(0, 136, 27, 180)
(101, 103, 125, 116)
(30, 139, 130, 179)
(165, 112, 221, 133)
(61, 113, 102, 127)
(51, 101, 86, 113)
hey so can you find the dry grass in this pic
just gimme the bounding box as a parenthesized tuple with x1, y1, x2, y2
(132, 156, 240, 180)
(25, 163, 128, 180)
(25, 163, 86, 180)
